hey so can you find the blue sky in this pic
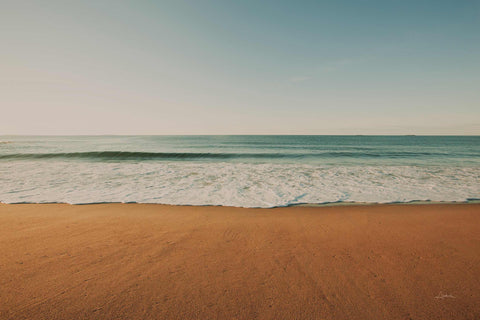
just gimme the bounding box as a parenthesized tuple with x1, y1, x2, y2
(1, 0, 479, 134)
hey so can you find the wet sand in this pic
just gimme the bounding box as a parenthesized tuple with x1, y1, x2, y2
(1, 203, 479, 319)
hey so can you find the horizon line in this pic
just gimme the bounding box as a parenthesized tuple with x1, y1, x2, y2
(1, 134, 479, 137)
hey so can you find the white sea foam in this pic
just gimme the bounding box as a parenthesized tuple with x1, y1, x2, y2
(1, 161, 478, 207)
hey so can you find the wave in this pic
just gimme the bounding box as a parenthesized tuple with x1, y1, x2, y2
(0, 150, 466, 161)
(1, 162, 479, 207)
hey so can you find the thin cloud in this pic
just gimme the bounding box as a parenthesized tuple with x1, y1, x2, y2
(290, 76, 311, 83)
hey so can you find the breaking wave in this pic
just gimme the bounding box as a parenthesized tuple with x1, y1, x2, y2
(0, 150, 466, 161)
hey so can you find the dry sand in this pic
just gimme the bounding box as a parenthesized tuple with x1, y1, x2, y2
(1, 203, 479, 319)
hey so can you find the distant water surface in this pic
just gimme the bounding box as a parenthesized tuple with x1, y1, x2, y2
(0, 135, 479, 207)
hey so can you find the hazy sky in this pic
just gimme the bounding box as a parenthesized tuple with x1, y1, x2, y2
(1, 0, 479, 135)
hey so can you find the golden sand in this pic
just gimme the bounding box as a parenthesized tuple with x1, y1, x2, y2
(1, 203, 479, 319)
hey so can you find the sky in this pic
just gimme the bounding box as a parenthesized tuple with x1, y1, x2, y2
(1, 0, 479, 135)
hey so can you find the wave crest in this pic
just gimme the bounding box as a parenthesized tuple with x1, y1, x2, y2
(0, 150, 464, 161)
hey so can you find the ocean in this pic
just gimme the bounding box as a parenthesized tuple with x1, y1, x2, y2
(0, 135, 479, 207)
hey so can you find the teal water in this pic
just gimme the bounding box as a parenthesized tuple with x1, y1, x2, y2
(1, 135, 479, 207)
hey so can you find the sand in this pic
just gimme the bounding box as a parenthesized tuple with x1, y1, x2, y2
(1, 203, 479, 320)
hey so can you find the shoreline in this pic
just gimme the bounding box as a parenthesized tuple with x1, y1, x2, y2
(1, 203, 479, 319)
(2, 199, 480, 208)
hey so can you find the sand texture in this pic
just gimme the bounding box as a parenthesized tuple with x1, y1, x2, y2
(1, 203, 479, 319)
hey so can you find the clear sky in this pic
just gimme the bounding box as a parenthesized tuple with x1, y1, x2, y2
(1, 0, 479, 135)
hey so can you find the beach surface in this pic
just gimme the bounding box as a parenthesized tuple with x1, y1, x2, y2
(1, 203, 479, 320)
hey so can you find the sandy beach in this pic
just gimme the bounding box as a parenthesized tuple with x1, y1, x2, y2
(1, 203, 479, 319)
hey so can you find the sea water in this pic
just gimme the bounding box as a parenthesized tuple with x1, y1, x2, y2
(0, 135, 479, 207)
